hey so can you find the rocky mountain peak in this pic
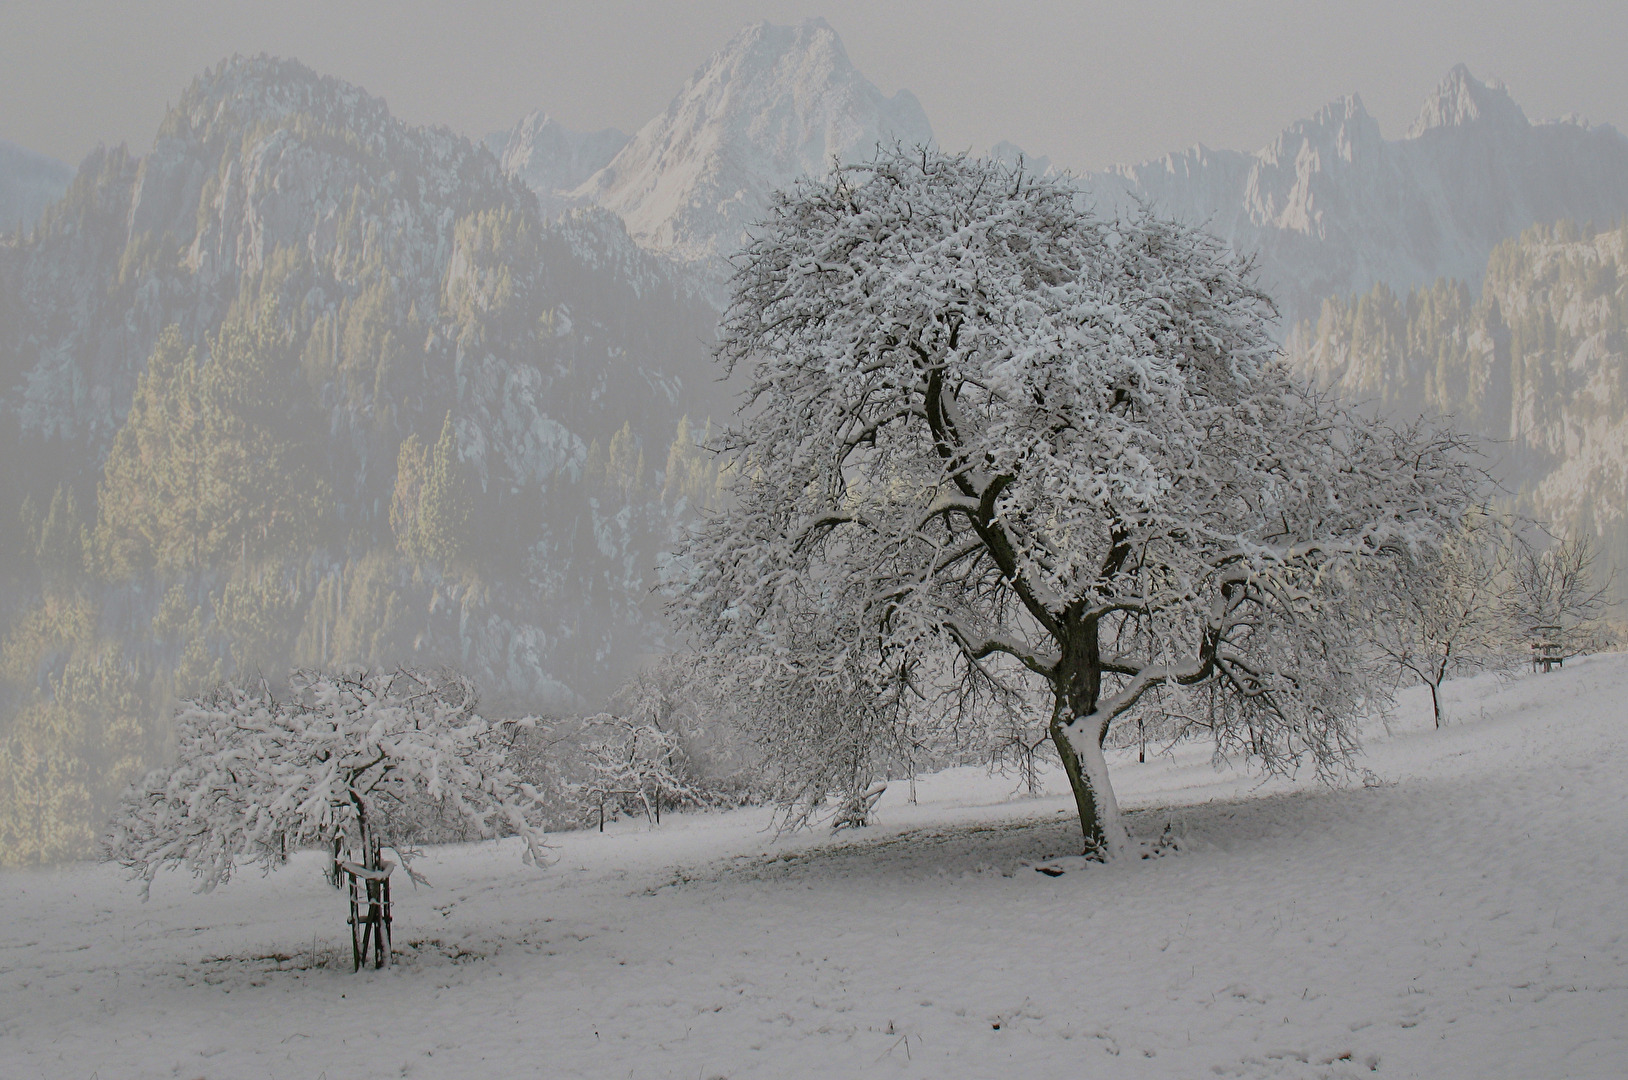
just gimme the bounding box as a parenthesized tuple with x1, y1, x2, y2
(1408, 64, 1528, 138)
(497, 112, 628, 217)
(169, 54, 394, 147)
(1256, 92, 1382, 172)
(989, 140, 1055, 178)
(572, 18, 932, 264)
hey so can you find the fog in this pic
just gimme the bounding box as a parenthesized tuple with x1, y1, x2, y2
(2, 12, 1626, 1079)
(5, 1, 1628, 173)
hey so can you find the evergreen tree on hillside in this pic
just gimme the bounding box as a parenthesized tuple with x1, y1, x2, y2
(391, 413, 472, 566)
(97, 319, 327, 575)
(419, 414, 473, 565)
(29, 484, 89, 590)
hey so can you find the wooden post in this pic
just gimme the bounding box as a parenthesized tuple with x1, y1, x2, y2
(339, 830, 394, 971)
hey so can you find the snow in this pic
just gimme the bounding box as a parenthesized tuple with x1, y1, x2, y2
(3, 655, 1626, 1079)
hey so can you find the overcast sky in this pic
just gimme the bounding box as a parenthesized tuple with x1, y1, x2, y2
(4, 1, 1626, 173)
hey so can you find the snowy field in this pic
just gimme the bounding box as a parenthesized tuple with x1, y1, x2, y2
(2, 656, 1625, 1080)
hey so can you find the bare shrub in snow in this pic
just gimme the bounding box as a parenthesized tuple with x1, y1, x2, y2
(104, 669, 548, 962)
(1508, 531, 1616, 659)
(572, 657, 760, 829)
(669, 146, 1484, 858)
(576, 711, 696, 828)
(708, 645, 915, 831)
(1365, 512, 1520, 727)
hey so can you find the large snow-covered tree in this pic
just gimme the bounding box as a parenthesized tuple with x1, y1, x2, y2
(105, 669, 548, 962)
(670, 147, 1482, 857)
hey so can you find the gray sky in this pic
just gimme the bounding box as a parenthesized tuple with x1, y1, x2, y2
(3, 1, 1626, 173)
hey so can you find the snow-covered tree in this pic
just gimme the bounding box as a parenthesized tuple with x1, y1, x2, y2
(1366, 512, 1518, 727)
(105, 669, 548, 964)
(717, 646, 912, 831)
(1508, 531, 1616, 660)
(669, 147, 1482, 857)
(577, 711, 694, 828)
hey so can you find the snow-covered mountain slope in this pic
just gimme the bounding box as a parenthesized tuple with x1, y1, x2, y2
(497, 112, 628, 218)
(572, 18, 932, 265)
(6, 655, 1625, 1077)
(1084, 65, 1628, 328)
(0, 139, 72, 236)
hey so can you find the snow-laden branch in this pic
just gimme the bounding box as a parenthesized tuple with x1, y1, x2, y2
(105, 669, 550, 898)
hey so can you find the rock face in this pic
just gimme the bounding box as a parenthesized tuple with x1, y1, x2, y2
(1085, 65, 1628, 329)
(1291, 221, 1628, 592)
(570, 18, 932, 265)
(0, 55, 726, 712)
(497, 112, 628, 218)
(0, 139, 72, 236)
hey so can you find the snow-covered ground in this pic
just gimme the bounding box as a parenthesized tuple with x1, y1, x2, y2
(3, 657, 1625, 1079)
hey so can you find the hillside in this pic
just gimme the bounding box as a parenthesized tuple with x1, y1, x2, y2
(1290, 219, 1628, 592)
(3, 656, 1623, 1078)
(0, 56, 730, 865)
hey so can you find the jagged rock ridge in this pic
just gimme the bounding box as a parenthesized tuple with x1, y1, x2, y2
(1081, 65, 1628, 328)
(498, 112, 628, 218)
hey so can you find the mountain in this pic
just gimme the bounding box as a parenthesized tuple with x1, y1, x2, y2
(570, 18, 933, 266)
(0, 53, 728, 732)
(989, 140, 1055, 179)
(1292, 219, 1628, 594)
(0, 53, 741, 861)
(1083, 65, 1628, 329)
(497, 112, 628, 218)
(0, 139, 72, 236)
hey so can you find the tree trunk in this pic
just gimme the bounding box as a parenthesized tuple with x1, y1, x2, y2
(1049, 707, 1128, 859)
(1428, 680, 1443, 729)
(1048, 634, 1130, 859)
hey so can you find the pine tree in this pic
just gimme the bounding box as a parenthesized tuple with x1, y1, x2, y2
(390, 433, 432, 559)
(96, 318, 326, 575)
(415, 413, 472, 565)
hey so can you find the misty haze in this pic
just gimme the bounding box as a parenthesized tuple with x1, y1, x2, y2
(0, 5, 1623, 1078)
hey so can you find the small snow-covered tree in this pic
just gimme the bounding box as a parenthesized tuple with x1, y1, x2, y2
(105, 669, 548, 964)
(1508, 531, 1615, 659)
(670, 147, 1482, 858)
(577, 711, 695, 827)
(1367, 512, 1518, 728)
